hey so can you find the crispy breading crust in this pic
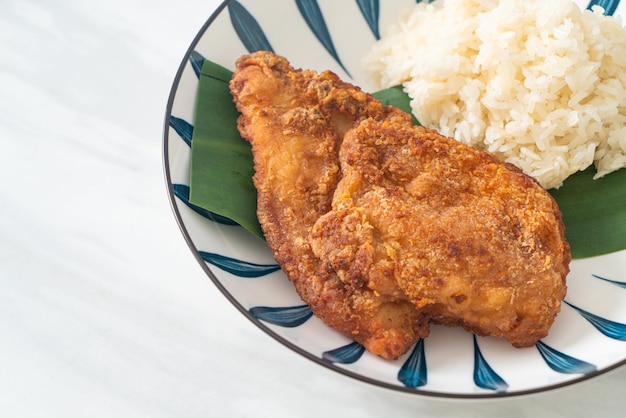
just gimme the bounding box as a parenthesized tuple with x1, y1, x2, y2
(310, 119, 570, 347)
(230, 51, 570, 358)
(230, 51, 426, 359)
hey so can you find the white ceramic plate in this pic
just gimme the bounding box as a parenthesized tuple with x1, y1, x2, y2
(163, 0, 626, 399)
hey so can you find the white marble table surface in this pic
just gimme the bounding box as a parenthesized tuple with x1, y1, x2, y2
(2, 0, 626, 416)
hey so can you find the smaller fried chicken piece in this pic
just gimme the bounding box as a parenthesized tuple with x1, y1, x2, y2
(310, 119, 570, 347)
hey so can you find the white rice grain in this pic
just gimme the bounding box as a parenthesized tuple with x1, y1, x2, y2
(365, 0, 626, 188)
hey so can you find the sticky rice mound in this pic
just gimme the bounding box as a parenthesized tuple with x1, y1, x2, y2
(365, 0, 626, 189)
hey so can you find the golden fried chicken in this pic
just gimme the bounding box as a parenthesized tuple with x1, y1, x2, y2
(310, 119, 570, 347)
(229, 51, 427, 359)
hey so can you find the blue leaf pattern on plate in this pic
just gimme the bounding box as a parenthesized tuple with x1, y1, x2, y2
(169, 116, 194, 147)
(398, 339, 427, 388)
(356, 0, 380, 40)
(592, 274, 626, 290)
(228, 1, 274, 52)
(172, 184, 239, 225)
(322, 341, 365, 364)
(473, 336, 508, 392)
(587, 0, 620, 15)
(536, 341, 597, 374)
(565, 301, 626, 340)
(199, 251, 280, 277)
(250, 305, 313, 327)
(189, 50, 205, 78)
(296, 0, 352, 77)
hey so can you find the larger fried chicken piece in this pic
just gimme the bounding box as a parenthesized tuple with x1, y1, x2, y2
(229, 51, 427, 359)
(310, 119, 570, 347)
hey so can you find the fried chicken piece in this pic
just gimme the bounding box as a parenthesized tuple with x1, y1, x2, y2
(310, 119, 570, 347)
(229, 51, 427, 359)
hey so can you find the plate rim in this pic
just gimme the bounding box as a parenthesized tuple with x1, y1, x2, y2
(162, 0, 626, 399)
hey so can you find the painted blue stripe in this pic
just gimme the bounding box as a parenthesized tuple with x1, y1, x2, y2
(296, 0, 352, 77)
(566, 301, 626, 340)
(199, 251, 280, 277)
(356, 0, 380, 40)
(189, 50, 205, 78)
(168, 116, 194, 147)
(250, 305, 313, 327)
(587, 0, 620, 15)
(592, 274, 626, 290)
(398, 339, 427, 388)
(473, 336, 508, 392)
(172, 184, 239, 226)
(536, 341, 597, 374)
(322, 341, 365, 364)
(228, 1, 274, 52)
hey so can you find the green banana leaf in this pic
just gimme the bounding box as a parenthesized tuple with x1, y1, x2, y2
(373, 85, 420, 125)
(188, 59, 626, 259)
(549, 167, 626, 259)
(188, 60, 263, 239)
